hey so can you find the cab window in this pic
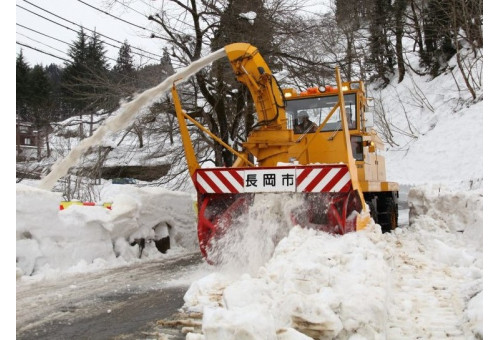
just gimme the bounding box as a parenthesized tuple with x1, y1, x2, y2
(286, 93, 357, 132)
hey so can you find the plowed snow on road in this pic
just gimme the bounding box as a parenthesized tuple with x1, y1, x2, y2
(165, 185, 482, 339)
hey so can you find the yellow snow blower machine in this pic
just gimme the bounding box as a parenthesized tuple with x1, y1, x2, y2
(171, 43, 399, 261)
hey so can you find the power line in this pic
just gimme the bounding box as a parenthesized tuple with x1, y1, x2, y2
(17, 23, 70, 46)
(17, 31, 69, 55)
(17, 4, 81, 35)
(114, 0, 193, 37)
(19, 0, 163, 60)
(17, 30, 119, 64)
(76, 0, 159, 36)
(17, 4, 127, 55)
(21, 0, 162, 59)
(111, 0, 146, 18)
(75, 0, 174, 42)
(17, 41, 71, 63)
(17, 21, 186, 70)
(16, 4, 159, 63)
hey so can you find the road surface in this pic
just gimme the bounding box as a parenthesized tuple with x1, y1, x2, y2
(16, 252, 208, 340)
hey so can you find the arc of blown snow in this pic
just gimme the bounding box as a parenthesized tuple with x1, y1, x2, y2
(38, 48, 226, 191)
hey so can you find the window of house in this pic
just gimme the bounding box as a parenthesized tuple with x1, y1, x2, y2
(24, 138, 31, 145)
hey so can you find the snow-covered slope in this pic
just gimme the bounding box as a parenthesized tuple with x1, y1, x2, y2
(373, 50, 483, 191)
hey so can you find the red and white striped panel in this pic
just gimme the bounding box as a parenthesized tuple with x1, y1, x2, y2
(195, 165, 351, 194)
(196, 169, 244, 194)
(296, 166, 351, 193)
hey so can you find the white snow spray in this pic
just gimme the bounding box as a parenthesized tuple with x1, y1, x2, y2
(38, 48, 227, 191)
(207, 193, 305, 275)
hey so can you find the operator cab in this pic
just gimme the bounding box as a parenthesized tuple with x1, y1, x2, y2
(283, 84, 365, 162)
(285, 92, 357, 133)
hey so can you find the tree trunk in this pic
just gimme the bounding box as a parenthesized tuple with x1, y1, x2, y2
(36, 130, 41, 162)
(410, 0, 424, 55)
(90, 111, 94, 136)
(16, 123, 21, 157)
(451, 0, 476, 100)
(395, 0, 407, 83)
(79, 113, 84, 140)
(45, 125, 51, 158)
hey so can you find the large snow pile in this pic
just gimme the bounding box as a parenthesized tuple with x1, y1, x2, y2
(16, 182, 198, 278)
(180, 185, 483, 339)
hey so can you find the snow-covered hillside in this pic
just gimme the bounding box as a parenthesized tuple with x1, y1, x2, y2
(16, 45, 483, 339)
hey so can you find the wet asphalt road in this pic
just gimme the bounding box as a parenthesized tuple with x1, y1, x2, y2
(17, 252, 206, 340)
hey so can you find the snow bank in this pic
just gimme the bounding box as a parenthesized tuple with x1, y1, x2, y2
(408, 184, 483, 249)
(16, 183, 198, 278)
(181, 185, 483, 339)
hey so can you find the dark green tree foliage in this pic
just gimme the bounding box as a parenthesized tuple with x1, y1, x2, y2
(421, 0, 482, 77)
(111, 40, 137, 98)
(62, 28, 113, 114)
(29, 65, 52, 122)
(16, 50, 31, 120)
(62, 28, 89, 112)
(367, 0, 394, 85)
(114, 40, 134, 75)
(87, 30, 109, 73)
(158, 47, 175, 78)
(45, 64, 67, 121)
(27, 64, 56, 155)
(16, 50, 54, 127)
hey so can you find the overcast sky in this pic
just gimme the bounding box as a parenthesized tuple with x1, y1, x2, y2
(15, 0, 332, 68)
(15, 0, 168, 67)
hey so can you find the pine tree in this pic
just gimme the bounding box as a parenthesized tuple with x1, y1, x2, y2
(114, 40, 134, 75)
(29, 65, 51, 116)
(62, 28, 89, 112)
(45, 64, 66, 120)
(62, 27, 112, 115)
(86, 30, 109, 73)
(29, 65, 53, 160)
(16, 50, 31, 120)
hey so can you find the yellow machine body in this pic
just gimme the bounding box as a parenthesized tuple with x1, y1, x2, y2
(172, 43, 399, 260)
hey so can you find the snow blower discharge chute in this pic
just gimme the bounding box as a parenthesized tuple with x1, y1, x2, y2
(171, 43, 399, 262)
